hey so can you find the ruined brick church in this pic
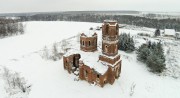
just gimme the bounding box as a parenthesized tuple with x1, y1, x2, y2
(63, 20, 122, 87)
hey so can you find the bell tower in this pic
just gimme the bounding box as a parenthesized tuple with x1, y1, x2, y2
(99, 20, 121, 83)
(102, 20, 119, 56)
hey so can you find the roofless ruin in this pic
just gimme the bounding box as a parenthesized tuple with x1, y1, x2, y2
(63, 20, 122, 87)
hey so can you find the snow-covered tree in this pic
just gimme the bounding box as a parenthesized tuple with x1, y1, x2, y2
(61, 39, 68, 53)
(146, 52, 166, 73)
(137, 44, 150, 62)
(118, 33, 135, 52)
(137, 42, 166, 73)
(18, 22, 24, 34)
(43, 46, 49, 60)
(52, 43, 59, 61)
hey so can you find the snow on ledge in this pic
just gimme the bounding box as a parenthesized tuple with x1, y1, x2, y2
(81, 30, 97, 37)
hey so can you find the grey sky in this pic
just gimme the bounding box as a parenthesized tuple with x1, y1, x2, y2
(0, 0, 179, 13)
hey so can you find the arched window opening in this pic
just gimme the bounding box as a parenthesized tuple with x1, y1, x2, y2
(105, 45, 108, 53)
(106, 25, 109, 35)
(104, 80, 106, 84)
(89, 41, 91, 46)
(84, 70, 88, 77)
(97, 74, 100, 78)
(82, 41, 85, 46)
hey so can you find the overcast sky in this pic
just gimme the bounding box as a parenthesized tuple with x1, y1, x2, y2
(0, 0, 179, 13)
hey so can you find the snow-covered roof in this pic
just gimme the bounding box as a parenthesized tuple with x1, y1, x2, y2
(80, 50, 109, 75)
(164, 29, 176, 36)
(65, 49, 109, 75)
(64, 48, 121, 75)
(81, 30, 97, 37)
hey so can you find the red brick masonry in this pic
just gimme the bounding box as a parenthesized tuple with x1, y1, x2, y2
(63, 20, 122, 87)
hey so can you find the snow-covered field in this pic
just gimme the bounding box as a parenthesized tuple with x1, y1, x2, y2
(0, 21, 180, 98)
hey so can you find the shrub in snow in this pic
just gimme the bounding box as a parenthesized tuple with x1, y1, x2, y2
(52, 43, 59, 61)
(137, 33, 150, 37)
(42, 46, 50, 60)
(118, 33, 135, 52)
(61, 39, 69, 53)
(137, 42, 166, 73)
(3, 67, 31, 96)
(89, 27, 93, 30)
(154, 29, 161, 37)
(41, 40, 70, 61)
(130, 82, 136, 96)
(51, 42, 66, 61)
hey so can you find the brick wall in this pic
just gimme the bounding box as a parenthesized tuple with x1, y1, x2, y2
(80, 36, 97, 52)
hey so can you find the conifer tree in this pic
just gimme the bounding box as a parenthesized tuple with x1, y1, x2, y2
(118, 33, 135, 52)
(137, 42, 166, 73)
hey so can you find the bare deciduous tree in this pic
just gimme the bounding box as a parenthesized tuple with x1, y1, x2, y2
(3, 67, 31, 96)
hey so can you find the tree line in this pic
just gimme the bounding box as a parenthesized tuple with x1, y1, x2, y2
(18, 13, 180, 31)
(0, 18, 24, 38)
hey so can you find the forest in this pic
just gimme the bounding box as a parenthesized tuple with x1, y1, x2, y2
(18, 12, 180, 31)
(0, 18, 24, 38)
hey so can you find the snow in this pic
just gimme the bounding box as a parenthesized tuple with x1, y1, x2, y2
(120, 28, 154, 36)
(176, 32, 180, 38)
(64, 49, 79, 57)
(65, 48, 109, 75)
(79, 51, 108, 75)
(100, 52, 120, 59)
(81, 30, 97, 37)
(0, 21, 180, 98)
